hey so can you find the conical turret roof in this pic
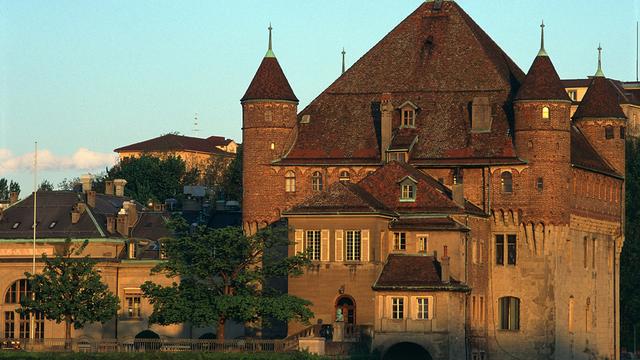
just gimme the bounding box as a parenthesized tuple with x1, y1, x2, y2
(515, 54, 570, 101)
(573, 76, 626, 119)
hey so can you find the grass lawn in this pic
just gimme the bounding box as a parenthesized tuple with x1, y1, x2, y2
(0, 352, 331, 360)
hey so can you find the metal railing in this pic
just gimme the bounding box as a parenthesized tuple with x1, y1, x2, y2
(0, 338, 286, 353)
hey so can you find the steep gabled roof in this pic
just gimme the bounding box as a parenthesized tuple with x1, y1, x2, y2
(280, 1, 524, 164)
(114, 134, 235, 156)
(573, 76, 627, 119)
(516, 55, 571, 101)
(570, 125, 621, 178)
(241, 56, 298, 103)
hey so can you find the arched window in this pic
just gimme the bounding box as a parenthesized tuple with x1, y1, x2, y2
(498, 296, 520, 330)
(500, 172, 513, 194)
(4, 279, 30, 304)
(605, 126, 614, 139)
(542, 106, 550, 119)
(339, 171, 350, 182)
(311, 171, 323, 191)
(285, 171, 296, 193)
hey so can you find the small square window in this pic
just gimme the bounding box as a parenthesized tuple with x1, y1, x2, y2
(401, 184, 415, 201)
(392, 297, 404, 319)
(394, 232, 406, 251)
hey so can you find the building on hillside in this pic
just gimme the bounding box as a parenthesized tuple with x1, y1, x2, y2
(241, 1, 626, 359)
(0, 177, 235, 342)
(114, 133, 237, 176)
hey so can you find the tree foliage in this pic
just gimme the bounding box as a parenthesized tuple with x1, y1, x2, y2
(141, 217, 313, 339)
(38, 180, 54, 192)
(18, 239, 119, 345)
(107, 155, 199, 204)
(621, 137, 640, 349)
(0, 178, 21, 200)
(220, 145, 242, 202)
(57, 177, 81, 191)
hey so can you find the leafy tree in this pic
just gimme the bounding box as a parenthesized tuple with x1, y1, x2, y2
(38, 180, 54, 192)
(220, 145, 242, 202)
(9, 180, 20, 197)
(107, 155, 199, 204)
(0, 178, 8, 201)
(621, 137, 640, 349)
(141, 217, 313, 339)
(18, 239, 119, 347)
(57, 177, 81, 191)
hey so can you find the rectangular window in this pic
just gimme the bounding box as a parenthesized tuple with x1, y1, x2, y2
(583, 237, 588, 269)
(125, 292, 142, 318)
(4, 311, 14, 338)
(387, 152, 406, 163)
(591, 238, 596, 269)
(499, 297, 520, 330)
(19, 312, 30, 338)
(536, 177, 544, 192)
(495, 234, 504, 265)
(306, 230, 321, 261)
(346, 230, 361, 261)
(392, 297, 404, 319)
(567, 89, 577, 101)
(401, 184, 415, 200)
(605, 126, 614, 139)
(416, 297, 430, 320)
(480, 296, 485, 322)
(393, 232, 406, 251)
(402, 109, 415, 127)
(507, 235, 517, 265)
(418, 236, 428, 253)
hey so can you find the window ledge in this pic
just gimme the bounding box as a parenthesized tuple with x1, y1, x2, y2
(399, 199, 416, 202)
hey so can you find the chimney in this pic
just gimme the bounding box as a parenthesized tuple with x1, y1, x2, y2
(441, 245, 450, 283)
(86, 190, 96, 208)
(113, 179, 127, 197)
(380, 92, 394, 162)
(80, 174, 92, 193)
(105, 180, 115, 195)
(106, 215, 116, 234)
(452, 184, 465, 207)
(75, 202, 86, 215)
(9, 192, 18, 205)
(123, 201, 138, 230)
(116, 208, 128, 237)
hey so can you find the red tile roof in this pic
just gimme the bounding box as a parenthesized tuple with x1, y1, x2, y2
(515, 55, 571, 102)
(114, 134, 235, 156)
(282, 1, 524, 164)
(389, 217, 469, 232)
(372, 254, 468, 291)
(573, 77, 627, 119)
(241, 56, 298, 102)
(570, 126, 621, 178)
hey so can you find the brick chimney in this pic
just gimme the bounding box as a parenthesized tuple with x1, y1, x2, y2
(113, 179, 127, 197)
(86, 190, 96, 208)
(380, 92, 394, 162)
(123, 201, 138, 228)
(106, 215, 115, 234)
(105, 180, 115, 196)
(9, 192, 18, 205)
(441, 245, 450, 283)
(80, 174, 92, 193)
(452, 184, 465, 207)
(116, 208, 128, 237)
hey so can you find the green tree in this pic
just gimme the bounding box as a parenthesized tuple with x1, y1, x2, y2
(9, 180, 20, 197)
(220, 145, 242, 201)
(621, 137, 640, 349)
(107, 155, 199, 203)
(57, 177, 80, 191)
(38, 180, 54, 192)
(18, 239, 119, 347)
(141, 217, 313, 339)
(0, 178, 8, 201)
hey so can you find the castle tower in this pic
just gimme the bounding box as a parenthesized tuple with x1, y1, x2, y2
(241, 25, 298, 234)
(513, 22, 573, 224)
(572, 45, 627, 175)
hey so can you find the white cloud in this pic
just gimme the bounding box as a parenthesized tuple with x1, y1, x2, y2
(0, 148, 117, 175)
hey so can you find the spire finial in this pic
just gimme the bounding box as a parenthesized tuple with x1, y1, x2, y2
(265, 23, 275, 58)
(595, 43, 605, 77)
(537, 20, 548, 57)
(341, 48, 346, 75)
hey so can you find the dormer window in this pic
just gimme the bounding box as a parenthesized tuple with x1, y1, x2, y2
(398, 101, 418, 128)
(542, 106, 550, 119)
(387, 151, 407, 163)
(399, 176, 417, 202)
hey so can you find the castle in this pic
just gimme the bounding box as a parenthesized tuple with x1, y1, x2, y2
(241, 1, 627, 359)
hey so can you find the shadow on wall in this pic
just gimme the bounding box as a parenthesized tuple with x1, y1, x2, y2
(383, 342, 433, 360)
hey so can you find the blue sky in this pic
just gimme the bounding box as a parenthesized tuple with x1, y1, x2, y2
(1, 0, 638, 193)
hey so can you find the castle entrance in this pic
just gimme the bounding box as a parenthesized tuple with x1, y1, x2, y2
(335, 295, 356, 325)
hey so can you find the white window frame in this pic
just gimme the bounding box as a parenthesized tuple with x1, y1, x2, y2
(402, 108, 415, 128)
(391, 297, 405, 319)
(345, 230, 361, 261)
(415, 296, 433, 320)
(393, 232, 406, 251)
(285, 171, 296, 192)
(417, 235, 429, 253)
(311, 171, 323, 191)
(305, 230, 321, 261)
(124, 289, 142, 319)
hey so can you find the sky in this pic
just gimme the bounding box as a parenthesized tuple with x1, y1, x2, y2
(1, 0, 639, 193)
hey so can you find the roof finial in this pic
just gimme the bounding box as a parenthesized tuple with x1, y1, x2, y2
(537, 20, 548, 57)
(341, 48, 346, 74)
(595, 43, 605, 77)
(265, 23, 275, 58)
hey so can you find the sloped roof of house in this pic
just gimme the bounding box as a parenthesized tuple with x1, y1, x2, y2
(372, 253, 468, 291)
(278, 1, 524, 165)
(516, 55, 571, 102)
(570, 126, 621, 178)
(114, 134, 235, 156)
(241, 56, 298, 102)
(573, 76, 627, 119)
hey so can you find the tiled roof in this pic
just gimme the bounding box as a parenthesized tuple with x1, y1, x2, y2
(372, 254, 467, 291)
(573, 77, 627, 119)
(282, 1, 524, 164)
(130, 212, 170, 241)
(285, 181, 393, 215)
(114, 134, 235, 155)
(570, 126, 621, 178)
(389, 129, 418, 151)
(207, 136, 234, 147)
(241, 57, 298, 102)
(389, 217, 469, 232)
(515, 55, 571, 102)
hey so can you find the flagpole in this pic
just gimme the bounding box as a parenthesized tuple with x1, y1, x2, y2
(31, 141, 37, 340)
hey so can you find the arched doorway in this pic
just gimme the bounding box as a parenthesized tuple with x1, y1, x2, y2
(335, 295, 356, 325)
(134, 330, 161, 351)
(383, 342, 432, 360)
